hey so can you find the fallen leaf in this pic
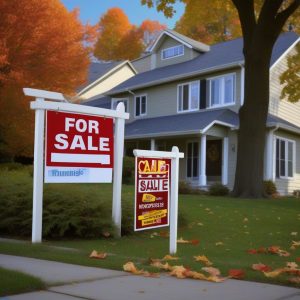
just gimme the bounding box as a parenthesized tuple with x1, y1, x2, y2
(247, 248, 258, 254)
(291, 232, 298, 236)
(150, 261, 172, 271)
(194, 255, 213, 266)
(258, 247, 267, 253)
(296, 257, 300, 262)
(277, 249, 290, 257)
(291, 241, 300, 250)
(215, 242, 224, 246)
(89, 250, 107, 259)
(163, 254, 179, 261)
(289, 277, 300, 284)
(263, 268, 285, 278)
(228, 269, 245, 279)
(243, 217, 248, 222)
(197, 222, 204, 226)
(202, 267, 221, 277)
(169, 265, 188, 279)
(268, 246, 280, 254)
(177, 237, 199, 245)
(286, 262, 298, 270)
(185, 270, 207, 280)
(252, 263, 272, 272)
(123, 262, 160, 277)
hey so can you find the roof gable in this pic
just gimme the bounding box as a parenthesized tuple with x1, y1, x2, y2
(148, 29, 210, 53)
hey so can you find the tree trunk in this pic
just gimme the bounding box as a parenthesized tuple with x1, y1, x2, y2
(232, 43, 272, 198)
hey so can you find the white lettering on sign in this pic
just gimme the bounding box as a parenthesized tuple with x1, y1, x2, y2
(65, 118, 99, 134)
(138, 179, 169, 193)
(53, 118, 110, 152)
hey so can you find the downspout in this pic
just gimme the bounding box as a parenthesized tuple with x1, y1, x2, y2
(239, 63, 245, 106)
(268, 125, 279, 181)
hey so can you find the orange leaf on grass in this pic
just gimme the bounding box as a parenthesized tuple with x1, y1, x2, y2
(228, 269, 245, 279)
(163, 254, 179, 261)
(247, 248, 258, 254)
(252, 263, 272, 272)
(169, 265, 188, 279)
(202, 267, 221, 277)
(123, 262, 160, 277)
(177, 237, 199, 245)
(194, 255, 213, 266)
(263, 268, 286, 278)
(89, 250, 107, 259)
(289, 277, 300, 284)
(150, 261, 172, 271)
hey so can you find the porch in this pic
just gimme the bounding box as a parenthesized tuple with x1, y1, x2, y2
(125, 133, 232, 189)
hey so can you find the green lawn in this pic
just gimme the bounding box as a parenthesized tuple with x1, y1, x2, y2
(1, 192, 300, 287)
(0, 267, 45, 297)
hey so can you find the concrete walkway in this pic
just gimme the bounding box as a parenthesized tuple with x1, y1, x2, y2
(0, 254, 299, 300)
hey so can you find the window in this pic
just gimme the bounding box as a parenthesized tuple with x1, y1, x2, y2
(135, 95, 147, 117)
(161, 45, 184, 60)
(178, 81, 200, 112)
(187, 142, 198, 178)
(275, 137, 295, 178)
(112, 98, 129, 112)
(209, 74, 235, 107)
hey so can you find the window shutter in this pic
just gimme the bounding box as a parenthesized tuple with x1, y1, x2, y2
(200, 79, 206, 109)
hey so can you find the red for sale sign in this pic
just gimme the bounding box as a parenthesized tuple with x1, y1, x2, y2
(135, 157, 170, 231)
(45, 110, 113, 183)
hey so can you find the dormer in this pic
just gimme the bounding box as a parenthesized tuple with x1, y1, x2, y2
(148, 29, 210, 69)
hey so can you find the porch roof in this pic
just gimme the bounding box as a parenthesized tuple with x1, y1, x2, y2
(125, 109, 300, 139)
(125, 109, 238, 139)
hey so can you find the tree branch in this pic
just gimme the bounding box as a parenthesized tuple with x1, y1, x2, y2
(275, 0, 300, 33)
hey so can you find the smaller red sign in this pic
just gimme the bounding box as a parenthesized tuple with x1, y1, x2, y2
(135, 157, 171, 231)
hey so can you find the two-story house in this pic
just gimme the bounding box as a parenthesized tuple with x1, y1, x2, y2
(88, 29, 300, 195)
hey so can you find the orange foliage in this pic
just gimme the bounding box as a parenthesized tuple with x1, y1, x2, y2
(0, 0, 91, 157)
(140, 20, 166, 47)
(94, 7, 132, 61)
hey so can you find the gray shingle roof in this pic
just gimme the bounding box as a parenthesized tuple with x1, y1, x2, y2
(83, 96, 111, 109)
(108, 32, 299, 95)
(124, 109, 300, 139)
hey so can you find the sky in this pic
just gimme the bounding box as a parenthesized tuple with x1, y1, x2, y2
(61, 0, 185, 29)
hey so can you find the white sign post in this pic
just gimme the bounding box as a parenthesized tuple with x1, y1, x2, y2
(25, 88, 129, 242)
(133, 146, 184, 254)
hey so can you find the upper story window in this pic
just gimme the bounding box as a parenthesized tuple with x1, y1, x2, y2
(178, 81, 200, 112)
(208, 73, 235, 107)
(112, 98, 129, 112)
(275, 137, 295, 179)
(161, 44, 184, 60)
(135, 94, 147, 117)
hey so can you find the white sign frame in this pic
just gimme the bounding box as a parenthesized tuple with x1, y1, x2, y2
(24, 88, 129, 243)
(133, 147, 184, 254)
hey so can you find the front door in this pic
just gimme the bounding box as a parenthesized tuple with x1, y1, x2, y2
(187, 142, 199, 179)
(206, 140, 222, 177)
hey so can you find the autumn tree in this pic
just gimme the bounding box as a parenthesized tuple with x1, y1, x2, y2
(0, 0, 91, 159)
(280, 43, 300, 103)
(175, 0, 241, 44)
(142, 0, 299, 198)
(94, 7, 132, 61)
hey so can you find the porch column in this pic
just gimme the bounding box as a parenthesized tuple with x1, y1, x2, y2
(222, 137, 229, 185)
(264, 130, 274, 180)
(150, 139, 155, 150)
(199, 135, 207, 186)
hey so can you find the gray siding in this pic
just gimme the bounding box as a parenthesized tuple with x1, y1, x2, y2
(113, 67, 242, 122)
(269, 44, 300, 127)
(274, 130, 300, 195)
(132, 55, 152, 73)
(155, 36, 199, 68)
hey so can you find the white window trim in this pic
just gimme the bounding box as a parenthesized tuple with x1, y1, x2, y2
(161, 44, 184, 60)
(275, 136, 296, 179)
(186, 140, 199, 180)
(177, 80, 200, 113)
(134, 94, 147, 118)
(208, 73, 236, 108)
(111, 98, 129, 112)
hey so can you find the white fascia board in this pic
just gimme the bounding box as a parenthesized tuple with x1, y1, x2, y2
(77, 61, 137, 97)
(270, 37, 300, 71)
(125, 129, 202, 140)
(201, 121, 237, 134)
(107, 61, 244, 96)
(267, 122, 300, 135)
(148, 31, 192, 53)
